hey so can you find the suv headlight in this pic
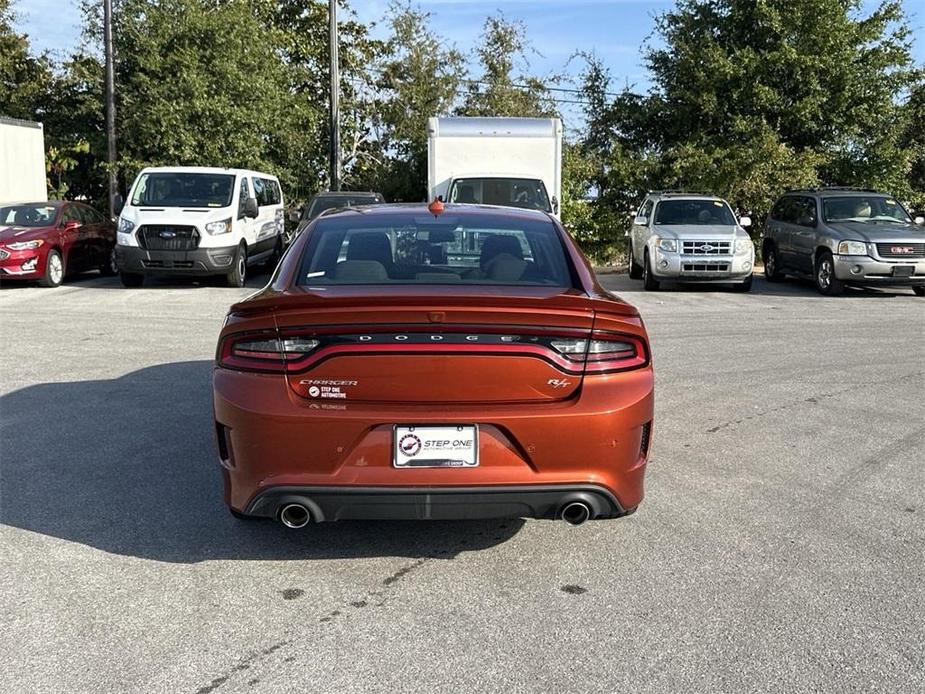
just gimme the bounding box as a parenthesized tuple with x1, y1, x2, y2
(837, 240, 867, 256)
(656, 237, 678, 252)
(735, 238, 753, 255)
(117, 218, 135, 234)
(205, 218, 233, 235)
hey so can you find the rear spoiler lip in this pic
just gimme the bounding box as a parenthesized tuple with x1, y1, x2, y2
(228, 289, 640, 319)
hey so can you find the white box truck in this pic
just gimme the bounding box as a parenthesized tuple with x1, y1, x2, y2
(427, 116, 562, 217)
(0, 117, 47, 203)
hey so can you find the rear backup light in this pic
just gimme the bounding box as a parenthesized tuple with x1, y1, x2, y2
(550, 332, 648, 374)
(219, 331, 320, 372)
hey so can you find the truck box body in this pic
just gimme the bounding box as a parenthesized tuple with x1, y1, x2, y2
(0, 117, 47, 204)
(427, 117, 562, 217)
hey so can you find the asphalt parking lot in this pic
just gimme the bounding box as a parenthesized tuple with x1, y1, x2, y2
(1, 270, 923, 693)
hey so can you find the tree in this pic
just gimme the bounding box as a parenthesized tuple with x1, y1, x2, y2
(458, 14, 557, 118)
(358, 1, 465, 201)
(0, 0, 51, 120)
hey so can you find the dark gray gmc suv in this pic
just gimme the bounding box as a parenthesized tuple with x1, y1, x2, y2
(762, 188, 925, 296)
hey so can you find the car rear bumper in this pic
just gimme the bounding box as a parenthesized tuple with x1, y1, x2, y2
(213, 366, 654, 520)
(833, 255, 925, 285)
(115, 244, 237, 276)
(242, 484, 628, 522)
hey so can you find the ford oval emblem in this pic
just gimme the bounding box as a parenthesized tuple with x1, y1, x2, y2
(699, 244, 714, 252)
(159, 230, 177, 239)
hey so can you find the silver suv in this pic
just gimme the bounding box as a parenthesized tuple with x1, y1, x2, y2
(628, 193, 755, 291)
(762, 188, 925, 296)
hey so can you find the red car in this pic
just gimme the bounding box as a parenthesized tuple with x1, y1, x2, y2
(213, 202, 654, 527)
(0, 201, 117, 287)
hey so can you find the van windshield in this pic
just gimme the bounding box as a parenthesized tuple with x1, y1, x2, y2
(449, 178, 551, 213)
(297, 212, 573, 287)
(130, 172, 235, 208)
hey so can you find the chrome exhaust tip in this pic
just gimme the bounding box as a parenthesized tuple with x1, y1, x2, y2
(279, 503, 312, 529)
(561, 501, 592, 526)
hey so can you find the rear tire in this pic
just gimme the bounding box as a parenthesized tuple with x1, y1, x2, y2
(120, 272, 144, 288)
(226, 243, 247, 287)
(732, 275, 753, 292)
(99, 248, 118, 276)
(628, 243, 643, 279)
(39, 250, 64, 288)
(913, 286, 925, 297)
(643, 251, 660, 291)
(763, 245, 783, 282)
(815, 251, 844, 296)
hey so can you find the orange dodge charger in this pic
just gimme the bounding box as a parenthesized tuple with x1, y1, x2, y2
(212, 202, 654, 527)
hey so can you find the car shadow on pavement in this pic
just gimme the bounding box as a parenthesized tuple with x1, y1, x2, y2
(0, 361, 523, 563)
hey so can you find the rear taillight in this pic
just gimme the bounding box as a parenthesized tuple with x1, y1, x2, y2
(550, 331, 648, 374)
(219, 331, 320, 372)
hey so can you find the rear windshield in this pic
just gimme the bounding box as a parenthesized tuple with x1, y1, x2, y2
(449, 178, 551, 212)
(654, 199, 736, 225)
(297, 212, 573, 287)
(822, 196, 912, 224)
(306, 195, 383, 219)
(130, 172, 235, 208)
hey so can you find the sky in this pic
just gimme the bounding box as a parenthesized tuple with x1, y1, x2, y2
(12, 0, 925, 126)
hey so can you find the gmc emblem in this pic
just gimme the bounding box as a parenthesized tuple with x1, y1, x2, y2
(891, 246, 914, 254)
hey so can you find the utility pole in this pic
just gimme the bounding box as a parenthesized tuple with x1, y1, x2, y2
(103, 0, 118, 217)
(328, 0, 341, 191)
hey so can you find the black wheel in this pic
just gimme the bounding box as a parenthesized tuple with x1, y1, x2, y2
(913, 286, 925, 297)
(732, 275, 753, 292)
(643, 250, 660, 291)
(264, 236, 283, 271)
(226, 243, 247, 287)
(120, 272, 145, 288)
(38, 249, 64, 288)
(99, 248, 119, 276)
(763, 245, 783, 282)
(628, 243, 643, 279)
(814, 251, 844, 296)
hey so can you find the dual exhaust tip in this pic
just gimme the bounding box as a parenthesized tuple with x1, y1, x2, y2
(278, 499, 594, 528)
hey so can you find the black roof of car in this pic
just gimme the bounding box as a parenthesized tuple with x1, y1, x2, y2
(310, 191, 384, 199)
(784, 187, 884, 196)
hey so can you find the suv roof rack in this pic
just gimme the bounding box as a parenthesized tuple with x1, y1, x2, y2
(785, 186, 882, 194)
(648, 190, 715, 197)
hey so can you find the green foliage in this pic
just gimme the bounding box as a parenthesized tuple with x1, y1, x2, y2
(0, 0, 51, 120)
(458, 14, 557, 118)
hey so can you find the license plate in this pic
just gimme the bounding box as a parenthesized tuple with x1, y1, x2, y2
(892, 265, 914, 277)
(393, 425, 478, 468)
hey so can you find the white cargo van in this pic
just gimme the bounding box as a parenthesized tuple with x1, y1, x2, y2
(427, 117, 562, 217)
(0, 117, 47, 204)
(114, 166, 285, 287)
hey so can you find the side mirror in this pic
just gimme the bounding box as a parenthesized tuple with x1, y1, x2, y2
(915, 216, 924, 225)
(113, 193, 124, 216)
(243, 197, 259, 219)
(287, 209, 301, 224)
(633, 216, 648, 226)
(739, 216, 752, 227)
(551, 196, 560, 214)
(62, 220, 81, 231)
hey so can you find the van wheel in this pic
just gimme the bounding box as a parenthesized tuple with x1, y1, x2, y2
(815, 251, 844, 296)
(120, 272, 144, 288)
(226, 243, 247, 287)
(913, 286, 925, 297)
(763, 245, 783, 282)
(628, 243, 643, 279)
(39, 250, 64, 287)
(643, 251, 660, 291)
